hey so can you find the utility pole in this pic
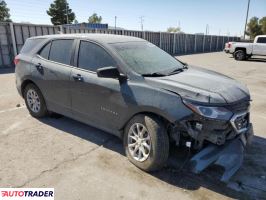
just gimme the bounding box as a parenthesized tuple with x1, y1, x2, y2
(140, 16, 144, 31)
(115, 16, 117, 30)
(65, 0, 69, 24)
(244, 0, 250, 39)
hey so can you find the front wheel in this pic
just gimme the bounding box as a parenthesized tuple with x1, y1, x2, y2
(123, 114, 169, 171)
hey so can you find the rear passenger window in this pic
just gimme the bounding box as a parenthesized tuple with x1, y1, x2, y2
(49, 39, 74, 65)
(78, 41, 115, 71)
(257, 37, 266, 43)
(39, 42, 51, 59)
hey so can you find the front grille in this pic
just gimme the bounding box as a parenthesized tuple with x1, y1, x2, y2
(230, 112, 249, 133)
(234, 113, 249, 130)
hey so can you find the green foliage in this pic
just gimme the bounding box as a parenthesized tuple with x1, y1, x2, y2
(88, 13, 102, 23)
(246, 16, 266, 39)
(47, 0, 75, 25)
(259, 17, 266, 35)
(167, 27, 181, 33)
(0, 1, 11, 22)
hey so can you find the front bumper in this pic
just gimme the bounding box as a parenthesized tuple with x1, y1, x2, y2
(188, 123, 253, 182)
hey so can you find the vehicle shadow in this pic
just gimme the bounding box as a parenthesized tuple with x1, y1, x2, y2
(228, 56, 266, 63)
(246, 58, 266, 63)
(38, 116, 266, 200)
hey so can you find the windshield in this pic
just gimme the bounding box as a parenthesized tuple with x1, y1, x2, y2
(111, 41, 184, 75)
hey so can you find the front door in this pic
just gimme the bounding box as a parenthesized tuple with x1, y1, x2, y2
(70, 40, 128, 133)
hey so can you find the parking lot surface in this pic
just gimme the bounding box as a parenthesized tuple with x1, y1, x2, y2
(0, 52, 265, 199)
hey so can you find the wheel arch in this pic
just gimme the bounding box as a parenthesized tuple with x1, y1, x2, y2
(21, 79, 39, 98)
(235, 47, 246, 54)
(119, 110, 174, 139)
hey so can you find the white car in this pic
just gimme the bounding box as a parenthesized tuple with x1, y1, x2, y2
(229, 35, 266, 60)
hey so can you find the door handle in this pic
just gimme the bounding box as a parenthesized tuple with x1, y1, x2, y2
(72, 74, 84, 82)
(35, 63, 44, 74)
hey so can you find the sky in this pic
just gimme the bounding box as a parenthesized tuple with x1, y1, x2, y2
(4, 0, 266, 36)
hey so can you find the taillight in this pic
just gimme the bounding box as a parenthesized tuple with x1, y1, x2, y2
(14, 56, 20, 65)
(228, 43, 231, 48)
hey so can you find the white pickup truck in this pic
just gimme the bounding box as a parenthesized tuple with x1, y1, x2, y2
(229, 35, 266, 60)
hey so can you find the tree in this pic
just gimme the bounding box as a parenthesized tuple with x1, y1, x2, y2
(88, 13, 102, 23)
(47, 0, 75, 25)
(259, 17, 266, 34)
(167, 27, 181, 33)
(0, 1, 11, 22)
(246, 17, 262, 39)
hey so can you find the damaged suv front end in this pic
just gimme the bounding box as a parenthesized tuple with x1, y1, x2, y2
(171, 96, 253, 182)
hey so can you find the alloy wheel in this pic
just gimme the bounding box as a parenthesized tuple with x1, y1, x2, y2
(128, 123, 151, 162)
(26, 89, 41, 113)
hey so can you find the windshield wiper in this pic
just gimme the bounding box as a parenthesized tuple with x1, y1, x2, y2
(166, 68, 184, 75)
(183, 63, 188, 69)
(142, 72, 167, 77)
(166, 64, 188, 75)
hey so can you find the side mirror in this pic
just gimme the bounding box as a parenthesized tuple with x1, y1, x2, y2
(97, 66, 123, 79)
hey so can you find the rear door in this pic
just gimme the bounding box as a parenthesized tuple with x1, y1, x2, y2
(253, 37, 266, 55)
(70, 40, 126, 133)
(31, 39, 75, 116)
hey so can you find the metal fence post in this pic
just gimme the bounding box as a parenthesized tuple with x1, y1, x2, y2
(59, 25, 64, 34)
(173, 33, 176, 55)
(184, 34, 187, 54)
(159, 32, 162, 48)
(203, 34, 205, 52)
(194, 34, 197, 53)
(209, 35, 212, 51)
(9, 22, 17, 56)
(216, 36, 219, 51)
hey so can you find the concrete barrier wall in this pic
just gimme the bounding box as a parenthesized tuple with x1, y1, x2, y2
(0, 22, 239, 67)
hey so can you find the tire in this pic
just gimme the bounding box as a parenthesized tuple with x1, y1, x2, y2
(23, 83, 48, 118)
(234, 50, 246, 61)
(123, 114, 169, 171)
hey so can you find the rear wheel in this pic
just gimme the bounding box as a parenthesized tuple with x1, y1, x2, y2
(123, 114, 169, 171)
(24, 83, 48, 118)
(234, 50, 246, 61)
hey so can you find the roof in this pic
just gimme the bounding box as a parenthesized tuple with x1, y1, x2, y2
(31, 33, 145, 44)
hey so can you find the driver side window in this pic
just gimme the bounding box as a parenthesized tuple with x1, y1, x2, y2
(78, 41, 116, 72)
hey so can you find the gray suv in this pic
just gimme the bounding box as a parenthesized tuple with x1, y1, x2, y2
(15, 34, 253, 180)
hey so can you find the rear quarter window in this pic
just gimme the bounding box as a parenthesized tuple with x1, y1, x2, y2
(38, 42, 51, 60)
(20, 38, 45, 54)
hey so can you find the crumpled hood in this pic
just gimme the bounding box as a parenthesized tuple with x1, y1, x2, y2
(145, 66, 250, 104)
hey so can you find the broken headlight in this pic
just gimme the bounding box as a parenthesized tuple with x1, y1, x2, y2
(183, 100, 233, 120)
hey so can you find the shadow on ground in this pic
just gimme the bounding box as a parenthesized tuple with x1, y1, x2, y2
(39, 116, 266, 200)
(246, 58, 266, 63)
(228, 56, 266, 63)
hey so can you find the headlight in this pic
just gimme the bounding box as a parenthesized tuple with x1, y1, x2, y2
(183, 100, 233, 120)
